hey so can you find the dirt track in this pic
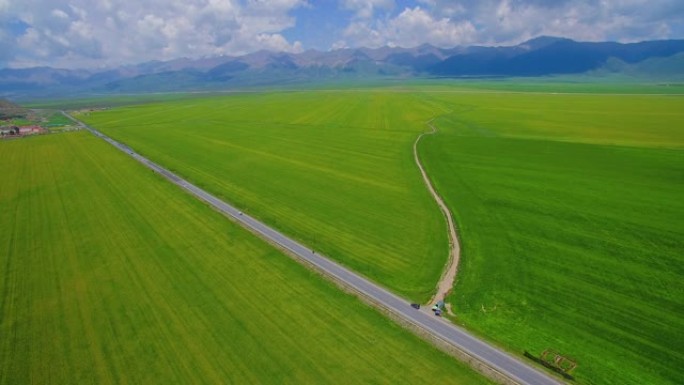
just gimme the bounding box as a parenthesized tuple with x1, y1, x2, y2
(414, 119, 461, 310)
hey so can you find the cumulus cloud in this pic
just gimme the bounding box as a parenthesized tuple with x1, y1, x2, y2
(333, 0, 684, 50)
(340, 6, 475, 48)
(1, 0, 306, 68)
(341, 0, 395, 19)
(416, 0, 684, 45)
(387, 7, 475, 47)
(1, 0, 683, 68)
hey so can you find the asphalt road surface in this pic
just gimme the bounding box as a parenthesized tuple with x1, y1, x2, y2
(66, 112, 564, 385)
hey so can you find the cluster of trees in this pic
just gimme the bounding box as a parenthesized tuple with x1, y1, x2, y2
(0, 99, 28, 120)
(1, 99, 31, 137)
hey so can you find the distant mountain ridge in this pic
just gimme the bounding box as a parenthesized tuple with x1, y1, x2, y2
(430, 38, 684, 76)
(2, 37, 684, 98)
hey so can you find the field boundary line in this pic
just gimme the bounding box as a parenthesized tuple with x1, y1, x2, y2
(415, 119, 461, 308)
(64, 111, 565, 385)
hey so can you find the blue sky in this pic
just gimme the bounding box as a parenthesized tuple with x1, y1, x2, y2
(1, 0, 683, 68)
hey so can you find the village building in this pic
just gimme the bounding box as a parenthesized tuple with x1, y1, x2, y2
(18, 125, 44, 135)
(1, 125, 44, 137)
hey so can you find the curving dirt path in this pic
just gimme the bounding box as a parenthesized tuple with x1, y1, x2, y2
(414, 119, 461, 311)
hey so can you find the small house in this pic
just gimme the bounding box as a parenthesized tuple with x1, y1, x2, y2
(18, 125, 43, 135)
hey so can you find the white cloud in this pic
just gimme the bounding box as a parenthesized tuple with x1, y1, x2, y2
(385, 7, 476, 47)
(342, 21, 387, 48)
(339, 6, 476, 48)
(416, 0, 684, 45)
(329, 0, 684, 53)
(1, 0, 305, 68)
(1, 0, 683, 68)
(256, 33, 303, 52)
(417, 0, 466, 16)
(341, 0, 394, 19)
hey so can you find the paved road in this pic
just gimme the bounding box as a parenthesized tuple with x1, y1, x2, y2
(65, 112, 564, 385)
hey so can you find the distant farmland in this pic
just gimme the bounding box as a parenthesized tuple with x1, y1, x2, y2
(0, 132, 489, 384)
(79, 87, 683, 385)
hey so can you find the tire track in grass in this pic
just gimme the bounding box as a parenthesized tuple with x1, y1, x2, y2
(414, 119, 461, 311)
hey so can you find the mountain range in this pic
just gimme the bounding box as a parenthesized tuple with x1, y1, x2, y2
(2, 36, 684, 99)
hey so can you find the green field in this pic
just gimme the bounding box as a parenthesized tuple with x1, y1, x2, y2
(0, 132, 489, 384)
(81, 92, 448, 301)
(419, 92, 684, 385)
(77, 87, 684, 385)
(44, 112, 73, 127)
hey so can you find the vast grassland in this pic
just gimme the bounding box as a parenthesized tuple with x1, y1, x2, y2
(78, 87, 683, 384)
(0, 132, 490, 384)
(82, 92, 447, 301)
(419, 92, 684, 385)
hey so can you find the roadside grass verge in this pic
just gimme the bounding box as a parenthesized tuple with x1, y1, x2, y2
(0, 132, 489, 385)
